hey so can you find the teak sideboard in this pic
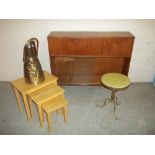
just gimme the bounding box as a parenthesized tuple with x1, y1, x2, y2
(47, 32, 135, 85)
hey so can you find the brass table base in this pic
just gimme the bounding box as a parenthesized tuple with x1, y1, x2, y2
(97, 90, 121, 120)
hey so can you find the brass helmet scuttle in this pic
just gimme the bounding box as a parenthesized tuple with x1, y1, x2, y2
(23, 38, 45, 85)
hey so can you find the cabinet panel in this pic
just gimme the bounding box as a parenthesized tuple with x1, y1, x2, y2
(103, 38, 121, 56)
(119, 38, 134, 57)
(87, 38, 103, 55)
(62, 38, 88, 55)
(50, 56, 124, 85)
(94, 58, 124, 74)
(48, 38, 63, 55)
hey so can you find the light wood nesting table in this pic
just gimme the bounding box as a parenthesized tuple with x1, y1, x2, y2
(11, 71, 58, 122)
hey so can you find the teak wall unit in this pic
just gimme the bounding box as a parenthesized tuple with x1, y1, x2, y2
(47, 32, 135, 85)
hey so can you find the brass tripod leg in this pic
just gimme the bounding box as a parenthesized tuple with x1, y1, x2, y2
(111, 90, 119, 120)
(116, 97, 121, 105)
(111, 90, 116, 101)
(97, 89, 120, 120)
(114, 101, 119, 120)
(98, 98, 111, 108)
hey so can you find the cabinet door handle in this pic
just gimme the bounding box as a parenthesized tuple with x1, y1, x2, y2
(73, 40, 79, 43)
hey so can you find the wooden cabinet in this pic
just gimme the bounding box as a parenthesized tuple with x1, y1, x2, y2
(47, 32, 135, 85)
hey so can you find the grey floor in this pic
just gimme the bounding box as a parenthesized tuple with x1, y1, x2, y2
(0, 81, 155, 135)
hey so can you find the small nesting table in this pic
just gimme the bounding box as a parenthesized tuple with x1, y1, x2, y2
(98, 73, 131, 120)
(11, 71, 57, 122)
(27, 84, 64, 128)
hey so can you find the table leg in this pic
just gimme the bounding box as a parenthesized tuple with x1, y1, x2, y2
(28, 97, 33, 118)
(47, 112, 52, 133)
(63, 105, 68, 124)
(22, 94, 31, 122)
(13, 87, 22, 112)
(37, 105, 44, 128)
(56, 109, 63, 115)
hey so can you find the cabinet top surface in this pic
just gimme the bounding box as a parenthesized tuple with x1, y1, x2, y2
(48, 31, 135, 38)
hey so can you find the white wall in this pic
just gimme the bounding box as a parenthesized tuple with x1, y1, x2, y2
(0, 19, 155, 82)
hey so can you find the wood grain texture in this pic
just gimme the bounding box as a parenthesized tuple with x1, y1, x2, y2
(47, 32, 135, 85)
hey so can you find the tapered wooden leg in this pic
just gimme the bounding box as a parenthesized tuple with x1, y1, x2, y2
(28, 97, 33, 118)
(22, 94, 31, 122)
(56, 109, 63, 115)
(13, 87, 22, 112)
(47, 113, 52, 133)
(63, 105, 68, 124)
(56, 110, 60, 115)
(41, 107, 45, 122)
(37, 106, 44, 128)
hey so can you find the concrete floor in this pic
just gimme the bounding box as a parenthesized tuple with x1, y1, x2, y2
(0, 82, 155, 135)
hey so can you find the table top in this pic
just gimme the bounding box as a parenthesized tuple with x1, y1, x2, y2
(48, 31, 135, 38)
(42, 95, 68, 113)
(11, 71, 58, 94)
(101, 73, 130, 90)
(28, 84, 64, 105)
